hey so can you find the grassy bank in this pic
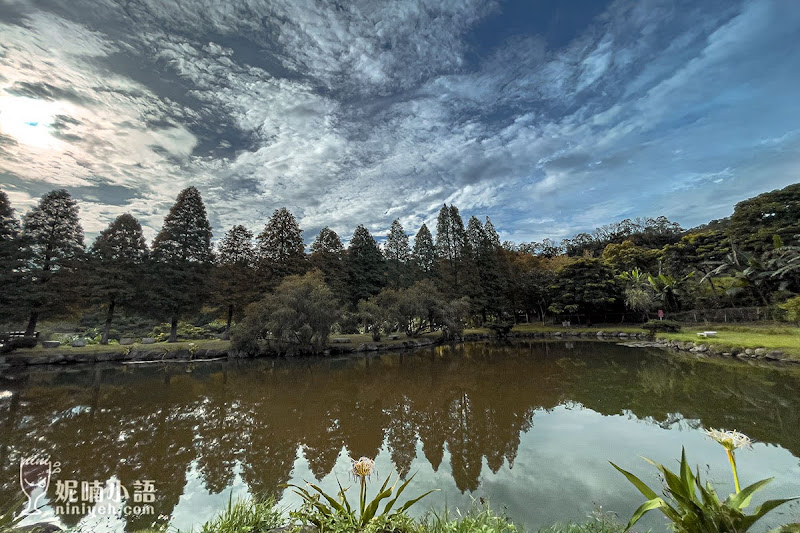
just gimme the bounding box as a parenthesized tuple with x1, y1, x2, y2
(657, 323, 800, 359)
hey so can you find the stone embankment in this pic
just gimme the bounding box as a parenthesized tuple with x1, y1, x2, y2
(622, 338, 794, 364)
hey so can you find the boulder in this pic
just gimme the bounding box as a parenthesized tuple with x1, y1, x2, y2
(745, 348, 754, 356)
(41, 341, 60, 349)
(595, 331, 605, 337)
(119, 338, 136, 346)
(141, 337, 156, 344)
(71, 339, 87, 347)
(754, 348, 767, 356)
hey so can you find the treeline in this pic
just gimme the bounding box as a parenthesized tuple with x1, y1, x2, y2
(0, 183, 798, 350)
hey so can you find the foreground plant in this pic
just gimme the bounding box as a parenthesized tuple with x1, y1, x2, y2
(704, 427, 751, 494)
(288, 456, 436, 531)
(611, 447, 797, 532)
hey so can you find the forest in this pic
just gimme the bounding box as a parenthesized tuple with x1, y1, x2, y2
(0, 183, 798, 354)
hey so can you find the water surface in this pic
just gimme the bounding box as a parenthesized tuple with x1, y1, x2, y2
(2, 340, 799, 531)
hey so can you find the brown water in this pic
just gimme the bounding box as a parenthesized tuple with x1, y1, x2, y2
(1, 340, 799, 532)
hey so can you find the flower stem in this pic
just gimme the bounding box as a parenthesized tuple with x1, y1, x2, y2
(726, 449, 741, 493)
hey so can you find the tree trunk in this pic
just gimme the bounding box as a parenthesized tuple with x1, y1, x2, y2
(101, 297, 116, 345)
(169, 316, 178, 343)
(24, 311, 38, 337)
(225, 304, 234, 340)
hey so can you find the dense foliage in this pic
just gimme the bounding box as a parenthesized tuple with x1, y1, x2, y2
(0, 183, 798, 350)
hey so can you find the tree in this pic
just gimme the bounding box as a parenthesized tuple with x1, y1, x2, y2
(256, 207, 305, 282)
(412, 224, 436, 276)
(384, 219, 411, 287)
(310, 227, 348, 302)
(0, 191, 23, 324)
(436, 204, 467, 291)
(728, 183, 800, 253)
(150, 186, 213, 342)
(345, 225, 385, 305)
(549, 258, 620, 323)
(213, 225, 257, 337)
(618, 269, 655, 321)
(20, 189, 85, 335)
(87, 214, 148, 344)
(484, 217, 501, 248)
(232, 271, 338, 355)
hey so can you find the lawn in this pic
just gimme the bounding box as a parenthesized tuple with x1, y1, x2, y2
(657, 323, 800, 359)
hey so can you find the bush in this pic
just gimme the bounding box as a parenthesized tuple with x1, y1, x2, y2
(642, 319, 681, 334)
(148, 321, 216, 341)
(779, 296, 800, 324)
(232, 271, 339, 356)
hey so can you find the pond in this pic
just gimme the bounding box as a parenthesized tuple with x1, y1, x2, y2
(2, 340, 800, 532)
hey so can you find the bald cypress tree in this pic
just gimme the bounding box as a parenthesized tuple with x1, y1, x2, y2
(346, 225, 384, 305)
(21, 189, 85, 335)
(412, 223, 436, 276)
(384, 219, 411, 287)
(150, 186, 213, 342)
(0, 191, 23, 324)
(310, 226, 347, 301)
(256, 207, 306, 284)
(88, 214, 148, 344)
(436, 204, 467, 293)
(213, 224, 257, 337)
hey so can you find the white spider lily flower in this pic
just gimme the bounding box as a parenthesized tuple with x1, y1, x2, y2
(705, 428, 753, 451)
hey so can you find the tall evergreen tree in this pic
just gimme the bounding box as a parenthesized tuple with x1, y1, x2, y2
(213, 224, 257, 337)
(150, 186, 213, 342)
(0, 191, 23, 324)
(88, 214, 148, 344)
(346, 225, 385, 305)
(436, 204, 467, 292)
(256, 207, 305, 282)
(384, 219, 411, 287)
(484, 217, 501, 248)
(310, 227, 348, 301)
(466, 216, 487, 258)
(21, 189, 85, 335)
(412, 223, 436, 275)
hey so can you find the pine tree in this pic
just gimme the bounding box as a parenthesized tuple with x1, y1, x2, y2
(88, 214, 148, 344)
(346, 225, 385, 305)
(256, 207, 305, 282)
(0, 191, 23, 324)
(21, 189, 85, 335)
(384, 219, 411, 287)
(412, 223, 436, 275)
(310, 227, 348, 301)
(150, 186, 213, 342)
(213, 224, 257, 337)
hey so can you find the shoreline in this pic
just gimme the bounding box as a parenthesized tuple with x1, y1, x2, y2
(2, 327, 796, 370)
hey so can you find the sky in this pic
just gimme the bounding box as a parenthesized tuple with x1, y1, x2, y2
(0, 0, 798, 246)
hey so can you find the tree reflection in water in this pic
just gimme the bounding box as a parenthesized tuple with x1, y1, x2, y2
(1, 340, 799, 530)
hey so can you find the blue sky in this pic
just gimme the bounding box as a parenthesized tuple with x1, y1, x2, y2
(0, 0, 798, 244)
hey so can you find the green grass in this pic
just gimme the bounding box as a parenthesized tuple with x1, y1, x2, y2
(658, 323, 800, 359)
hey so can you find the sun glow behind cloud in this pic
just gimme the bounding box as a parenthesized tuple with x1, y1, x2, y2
(0, 95, 65, 149)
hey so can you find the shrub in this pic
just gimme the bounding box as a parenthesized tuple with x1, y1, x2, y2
(232, 271, 339, 356)
(641, 319, 681, 334)
(779, 296, 800, 324)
